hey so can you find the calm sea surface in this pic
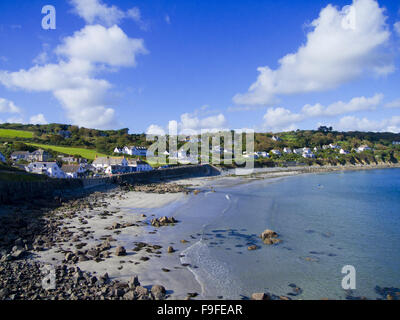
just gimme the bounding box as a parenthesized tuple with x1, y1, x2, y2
(135, 168, 400, 299)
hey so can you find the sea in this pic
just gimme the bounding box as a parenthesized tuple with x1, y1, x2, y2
(136, 168, 400, 300)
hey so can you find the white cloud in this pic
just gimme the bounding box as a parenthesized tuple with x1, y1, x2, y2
(56, 25, 147, 67)
(0, 97, 21, 114)
(33, 52, 49, 65)
(385, 99, 400, 108)
(0, 98, 48, 125)
(165, 15, 171, 25)
(395, 21, 400, 36)
(146, 111, 228, 136)
(302, 93, 383, 116)
(70, 0, 145, 28)
(263, 107, 303, 132)
(179, 113, 227, 134)
(146, 124, 165, 135)
(337, 115, 400, 132)
(0, 24, 146, 129)
(0, 116, 24, 124)
(29, 113, 48, 125)
(262, 93, 384, 132)
(234, 0, 392, 105)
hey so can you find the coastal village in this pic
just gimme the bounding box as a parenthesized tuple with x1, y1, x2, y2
(0, 125, 400, 180)
(2, 147, 154, 179)
(2, 0, 400, 304)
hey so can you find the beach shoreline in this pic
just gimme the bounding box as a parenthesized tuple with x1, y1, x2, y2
(1, 163, 400, 300)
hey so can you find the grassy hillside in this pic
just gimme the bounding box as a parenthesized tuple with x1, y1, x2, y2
(25, 143, 107, 160)
(0, 129, 34, 139)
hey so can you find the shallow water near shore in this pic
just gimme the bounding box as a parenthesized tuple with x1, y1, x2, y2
(128, 168, 400, 299)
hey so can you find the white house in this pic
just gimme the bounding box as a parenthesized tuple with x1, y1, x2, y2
(329, 143, 341, 149)
(256, 151, 269, 158)
(114, 147, 122, 154)
(283, 147, 292, 154)
(122, 146, 153, 157)
(92, 156, 129, 170)
(393, 141, 400, 145)
(339, 149, 350, 155)
(128, 159, 153, 172)
(356, 145, 372, 153)
(272, 136, 282, 142)
(270, 149, 282, 156)
(26, 162, 65, 178)
(61, 164, 87, 178)
(10, 151, 30, 161)
(29, 149, 50, 162)
(243, 151, 258, 159)
(10, 150, 50, 162)
(105, 165, 132, 175)
(293, 148, 303, 155)
(0, 152, 5, 163)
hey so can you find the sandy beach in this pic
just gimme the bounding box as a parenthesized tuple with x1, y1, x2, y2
(1, 162, 398, 300)
(27, 162, 400, 299)
(31, 189, 205, 299)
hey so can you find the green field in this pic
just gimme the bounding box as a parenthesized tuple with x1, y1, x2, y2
(0, 129, 34, 139)
(25, 143, 107, 160)
(279, 133, 298, 142)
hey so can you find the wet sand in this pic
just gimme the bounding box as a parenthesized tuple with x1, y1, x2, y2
(30, 162, 400, 300)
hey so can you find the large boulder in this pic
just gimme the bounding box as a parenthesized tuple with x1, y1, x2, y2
(115, 246, 126, 256)
(167, 246, 175, 253)
(260, 229, 281, 245)
(135, 286, 149, 299)
(151, 285, 166, 300)
(123, 290, 136, 300)
(128, 275, 140, 289)
(260, 229, 278, 240)
(251, 292, 271, 300)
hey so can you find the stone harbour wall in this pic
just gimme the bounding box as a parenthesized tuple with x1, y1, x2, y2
(0, 164, 220, 204)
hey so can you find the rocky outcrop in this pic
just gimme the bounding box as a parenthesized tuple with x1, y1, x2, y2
(251, 292, 271, 300)
(115, 246, 126, 256)
(0, 261, 162, 300)
(150, 216, 178, 227)
(260, 229, 282, 245)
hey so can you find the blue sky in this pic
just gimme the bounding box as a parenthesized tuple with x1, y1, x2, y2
(0, 0, 399, 133)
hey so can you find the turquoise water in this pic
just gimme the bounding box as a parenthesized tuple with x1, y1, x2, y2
(175, 169, 400, 299)
(130, 169, 400, 299)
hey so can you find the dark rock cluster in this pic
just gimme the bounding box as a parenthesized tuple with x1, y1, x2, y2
(0, 188, 169, 301)
(121, 182, 190, 194)
(0, 260, 165, 300)
(150, 216, 178, 227)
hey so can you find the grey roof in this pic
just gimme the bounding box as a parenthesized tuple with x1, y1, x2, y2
(11, 151, 30, 156)
(61, 164, 82, 173)
(127, 159, 149, 166)
(31, 149, 48, 155)
(92, 157, 126, 166)
(29, 162, 58, 166)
